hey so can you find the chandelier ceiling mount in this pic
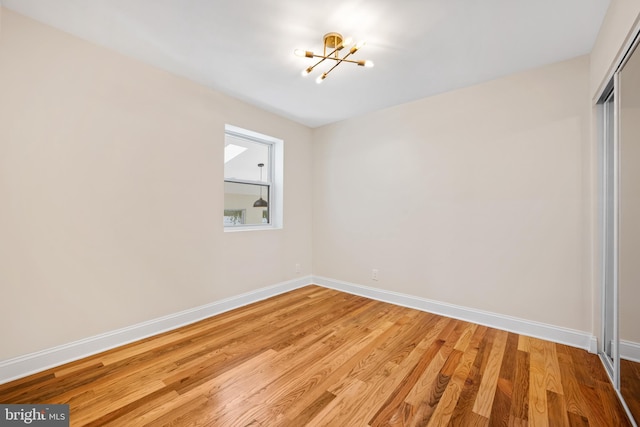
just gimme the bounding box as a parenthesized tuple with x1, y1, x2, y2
(295, 32, 374, 84)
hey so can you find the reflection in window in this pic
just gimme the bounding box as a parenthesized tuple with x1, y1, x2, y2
(223, 127, 274, 228)
(223, 209, 246, 225)
(224, 182, 269, 226)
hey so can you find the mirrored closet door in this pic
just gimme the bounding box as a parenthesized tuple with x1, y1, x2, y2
(618, 39, 640, 425)
(601, 32, 640, 426)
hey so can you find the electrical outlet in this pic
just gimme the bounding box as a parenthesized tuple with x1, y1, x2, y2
(372, 269, 379, 281)
(295, 263, 301, 274)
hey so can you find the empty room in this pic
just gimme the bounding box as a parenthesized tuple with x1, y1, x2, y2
(0, 0, 639, 426)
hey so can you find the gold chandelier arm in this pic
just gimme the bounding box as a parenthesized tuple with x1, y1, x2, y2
(322, 59, 342, 78)
(301, 42, 344, 74)
(308, 54, 363, 65)
(305, 55, 330, 74)
(321, 49, 354, 78)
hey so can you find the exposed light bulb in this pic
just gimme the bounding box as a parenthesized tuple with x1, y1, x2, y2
(357, 60, 374, 67)
(316, 73, 326, 84)
(301, 67, 312, 76)
(293, 49, 313, 58)
(350, 40, 367, 54)
(294, 49, 313, 58)
(343, 37, 353, 46)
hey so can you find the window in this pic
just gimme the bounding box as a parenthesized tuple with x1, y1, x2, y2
(224, 125, 282, 230)
(223, 209, 246, 225)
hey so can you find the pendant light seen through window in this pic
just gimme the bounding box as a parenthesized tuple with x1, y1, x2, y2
(253, 163, 268, 208)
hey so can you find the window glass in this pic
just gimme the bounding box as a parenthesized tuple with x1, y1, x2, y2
(224, 128, 275, 228)
(223, 181, 269, 226)
(224, 134, 270, 182)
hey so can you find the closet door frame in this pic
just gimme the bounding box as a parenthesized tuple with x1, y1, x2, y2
(599, 80, 618, 387)
(597, 22, 640, 427)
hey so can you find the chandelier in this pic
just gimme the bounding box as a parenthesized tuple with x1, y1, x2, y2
(294, 32, 374, 84)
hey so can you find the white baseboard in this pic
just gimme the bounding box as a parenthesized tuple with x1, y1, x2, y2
(621, 340, 640, 363)
(0, 275, 600, 385)
(0, 276, 312, 385)
(312, 276, 597, 353)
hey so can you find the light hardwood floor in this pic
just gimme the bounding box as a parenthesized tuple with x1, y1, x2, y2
(621, 358, 640, 424)
(0, 286, 632, 426)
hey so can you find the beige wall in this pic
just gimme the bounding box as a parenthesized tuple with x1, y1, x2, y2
(0, 8, 313, 360)
(313, 56, 591, 331)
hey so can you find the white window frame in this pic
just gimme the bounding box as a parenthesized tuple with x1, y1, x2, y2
(224, 124, 283, 231)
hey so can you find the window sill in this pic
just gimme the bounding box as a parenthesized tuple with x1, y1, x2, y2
(224, 225, 281, 233)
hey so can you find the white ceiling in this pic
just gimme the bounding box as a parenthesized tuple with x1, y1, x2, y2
(1, 0, 610, 128)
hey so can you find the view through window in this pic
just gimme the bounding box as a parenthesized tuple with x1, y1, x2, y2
(224, 127, 275, 228)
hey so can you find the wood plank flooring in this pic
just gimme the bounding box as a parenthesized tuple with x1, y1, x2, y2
(0, 286, 632, 426)
(621, 358, 640, 424)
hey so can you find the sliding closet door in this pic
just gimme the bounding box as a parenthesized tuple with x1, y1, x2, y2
(601, 88, 617, 378)
(618, 41, 640, 425)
